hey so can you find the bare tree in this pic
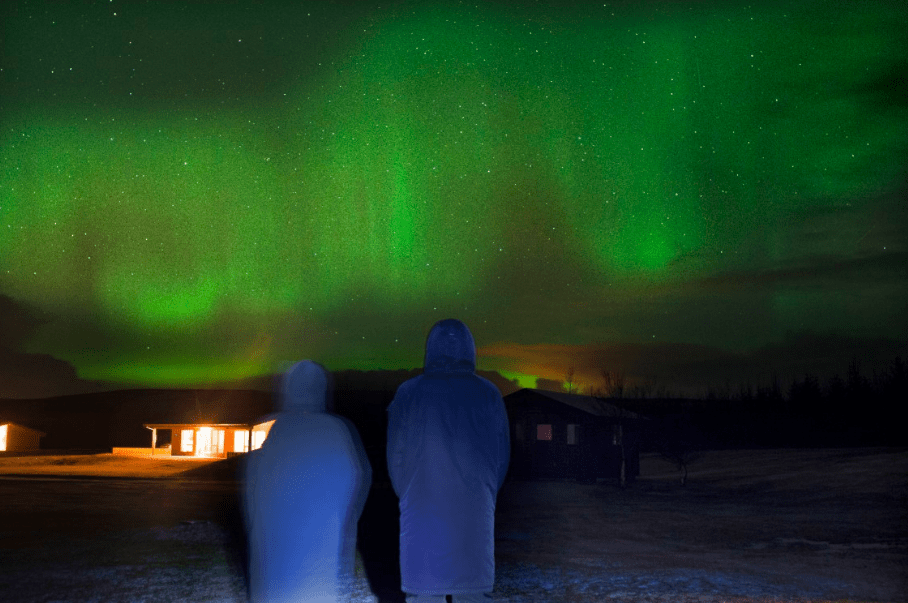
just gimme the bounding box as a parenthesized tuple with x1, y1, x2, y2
(656, 414, 701, 486)
(628, 378, 655, 399)
(601, 369, 626, 398)
(585, 384, 604, 398)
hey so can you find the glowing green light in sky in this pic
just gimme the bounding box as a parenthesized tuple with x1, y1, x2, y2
(0, 1, 905, 387)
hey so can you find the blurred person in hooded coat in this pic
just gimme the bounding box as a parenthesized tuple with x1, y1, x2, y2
(243, 360, 372, 603)
(387, 319, 510, 602)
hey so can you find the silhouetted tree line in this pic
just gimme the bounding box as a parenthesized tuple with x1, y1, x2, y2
(605, 357, 907, 450)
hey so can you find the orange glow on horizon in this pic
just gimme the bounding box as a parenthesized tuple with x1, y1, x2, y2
(477, 341, 649, 394)
(477, 342, 585, 389)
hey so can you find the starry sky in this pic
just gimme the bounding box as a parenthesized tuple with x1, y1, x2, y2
(2, 0, 906, 399)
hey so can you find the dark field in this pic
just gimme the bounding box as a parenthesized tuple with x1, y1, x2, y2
(0, 448, 905, 602)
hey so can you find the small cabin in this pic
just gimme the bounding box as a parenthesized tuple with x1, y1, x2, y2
(142, 420, 276, 458)
(0, 422, 46, 452)
(504, 388, 645, 484)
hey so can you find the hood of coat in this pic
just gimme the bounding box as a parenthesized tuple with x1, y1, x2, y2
(278, 360, 333, 412)
(423, 319, 476, 375)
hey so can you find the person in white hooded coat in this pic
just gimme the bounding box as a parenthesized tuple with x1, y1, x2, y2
(387, 319, 510, 602)
(243, 360, 372, 603)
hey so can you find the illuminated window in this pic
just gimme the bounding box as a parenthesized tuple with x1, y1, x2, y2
(251, 420, 275, 450)
(196, 427, 213, 456)
(536, 424, 552, 441)
(216, 429, 225, 455)
(181, 429, 194, 453)
(234, 430, 249, 453)
(567, 424, 578, 445)
(0, 424, 7, 452)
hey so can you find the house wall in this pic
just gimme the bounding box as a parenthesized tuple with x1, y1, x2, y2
(167, 426, 251, 457)
(146, 421, 272, 458)
(505, 393, 642, 482)
(509, 401, 599, 479)
(1, 424, 43, 451)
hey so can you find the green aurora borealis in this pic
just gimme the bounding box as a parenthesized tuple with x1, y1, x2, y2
(1, 1, 906, 396)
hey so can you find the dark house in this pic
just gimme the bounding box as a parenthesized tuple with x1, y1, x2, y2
(504, 388, 645, 484)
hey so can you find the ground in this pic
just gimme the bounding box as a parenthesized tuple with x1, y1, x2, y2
(0, 448, 904, 602)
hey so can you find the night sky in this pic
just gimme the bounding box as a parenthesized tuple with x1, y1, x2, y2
(2, 0, 906, 399)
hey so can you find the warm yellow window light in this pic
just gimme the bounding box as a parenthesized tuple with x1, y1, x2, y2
(251, 420, 275, 450)
(0, 424, 7, 452)
(235, 430, 249, 453)
(193, 427, 226, 457)
(181, 429, 194, 453)
(197, 427, 213, 456)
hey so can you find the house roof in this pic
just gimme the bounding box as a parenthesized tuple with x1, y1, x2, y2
(505, 388, 644, 419)
(143, 419, 274, 430)
(144, 422, 256, 429)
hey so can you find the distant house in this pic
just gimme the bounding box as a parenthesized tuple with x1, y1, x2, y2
(0, 422, 46, 452)
(140, 420, 276, 458)
(504, 388, 645, 484)
(104, 391, 276, 458)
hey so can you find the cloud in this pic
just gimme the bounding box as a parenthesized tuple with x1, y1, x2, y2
(0, 295, 107, 398)
(692, 251, 908, 291)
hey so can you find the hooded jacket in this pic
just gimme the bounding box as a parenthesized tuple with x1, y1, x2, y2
(386, 319, 510, 595)
(243, 360, 371, 603)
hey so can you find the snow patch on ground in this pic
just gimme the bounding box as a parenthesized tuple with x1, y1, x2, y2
(493, 561, 855, 602)
(2, 450, 905, 602)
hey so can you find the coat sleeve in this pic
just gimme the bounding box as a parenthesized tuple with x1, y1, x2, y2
(241, 449, 258, 533)
(495, 394, 511, 489)
(338, 415, 372, 506)
(386, 385, 408, 498)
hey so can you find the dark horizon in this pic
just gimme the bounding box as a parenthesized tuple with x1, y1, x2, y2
(3, 360, 904, 453)
(2, 353, 905, 407)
